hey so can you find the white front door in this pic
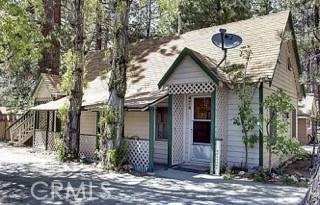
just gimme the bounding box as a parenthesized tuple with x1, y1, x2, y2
(190, 96, 211, 162)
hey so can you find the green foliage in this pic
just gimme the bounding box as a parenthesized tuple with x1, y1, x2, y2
(57, 102, 70, 124)
(98, 105, 127, 170)
(0, 0, 46, 110)
(251, 172, 264, 182)
(262, 88, 299, 173)
(0, 0, 45, 70)
(60, 51, 77, 95)
(179, 0, 252, 32)
(224, 46, 258, 168)
(222, 173, 234, 180)
(55, 137, 71, 162)
(156, 0, 179, 36)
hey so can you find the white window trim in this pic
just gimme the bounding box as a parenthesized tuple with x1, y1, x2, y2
(191, 95, 211, 145)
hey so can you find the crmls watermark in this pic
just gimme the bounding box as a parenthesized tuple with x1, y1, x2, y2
(30, 181, 111, 200)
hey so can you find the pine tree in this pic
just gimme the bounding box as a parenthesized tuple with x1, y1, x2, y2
(99, 0, 130, 169)
(61, 0, 85, 160)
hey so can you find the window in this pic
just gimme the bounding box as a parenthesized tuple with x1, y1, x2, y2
(156, 107, 168, 141)
(193, 97, 211, 144)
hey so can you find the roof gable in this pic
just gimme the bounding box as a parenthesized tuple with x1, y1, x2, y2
(32, 73, 63, 99)
(158, 47, 220, 88)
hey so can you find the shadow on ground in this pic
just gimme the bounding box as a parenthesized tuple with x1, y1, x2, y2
(0, 144, 307, 205)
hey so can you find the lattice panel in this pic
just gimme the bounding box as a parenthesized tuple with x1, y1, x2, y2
(79, 135, 97, 160)
(34, 130, 46, 150)
(38, 111, 48, 130)
(47, 132, 60, 151)
(126, 139, 149, 172)
(169, 82, 215, 94)
(48, 111, 54, 131)
(215, 86, 228, 165)
(172, 94, 184, 165)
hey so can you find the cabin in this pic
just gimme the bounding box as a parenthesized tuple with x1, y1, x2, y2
(10, 11, 304, 174)
(298, 94, 318, 145)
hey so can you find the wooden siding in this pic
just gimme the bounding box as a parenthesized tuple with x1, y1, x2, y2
(166, 56, 212, 86)
(80, 111, 97, 135)
(35, 80, 51, 99)
(154, 140, 168, 164)
(262, 23, 299, 168)
(226, 88, 260, 167)
(124, 111, 149, 140)
(298, 118, 312, 145)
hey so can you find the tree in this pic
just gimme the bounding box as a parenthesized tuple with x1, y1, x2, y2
(262, 88, 300, 174)
(99, 0, 130, 170)
(179, 0, 252, 33)
(39, 0, 61, 74)
(61, 0, 85, 160)
(224, 46, 259, 169)
(0, 0, 45, 110)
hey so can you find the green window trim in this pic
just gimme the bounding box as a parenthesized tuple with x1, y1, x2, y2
(210, 90, 216, 175)
(259, 82, 264, 167)
(148, 106, 156, 172)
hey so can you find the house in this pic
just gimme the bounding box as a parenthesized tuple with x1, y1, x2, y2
(10, 11, 304, 174)
(298, 94, 318, 145)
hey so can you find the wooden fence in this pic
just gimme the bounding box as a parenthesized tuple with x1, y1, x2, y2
(0, 114, 21, 142)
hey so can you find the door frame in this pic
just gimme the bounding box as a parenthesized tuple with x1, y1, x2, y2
(189, 95, 211, 163)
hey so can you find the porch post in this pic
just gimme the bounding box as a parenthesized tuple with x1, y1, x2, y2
(33, 111, 38, 146)
(210, 89, 216, 175)
(259, 82, 264, 167)
(148, 106, 156, 172)
(96, 111, 100, 150)
(45, 111, 50, 150)
(168, 94, 173, 167)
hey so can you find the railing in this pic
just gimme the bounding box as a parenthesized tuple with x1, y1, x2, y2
(9, 111, 34, 146)
(34, 131, 97, 160)
(79, 134, 97, 160)
(125, 138, 149, 172)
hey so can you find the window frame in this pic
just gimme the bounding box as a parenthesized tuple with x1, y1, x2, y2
(155, 107, 168, 141)
(191, 96, 211, 145)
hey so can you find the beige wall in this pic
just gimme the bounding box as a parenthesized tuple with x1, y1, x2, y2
(35, 80, 51, 99)
(227, 87, 260, 167)
(298, 117, 312, 145)
(124, 111, 149, 140)
(262, 22, 300, 168)
(80, 111, 97, 135)
(165, 56, 212, 86)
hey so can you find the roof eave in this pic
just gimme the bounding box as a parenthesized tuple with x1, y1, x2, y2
(158, 47, 220, 89)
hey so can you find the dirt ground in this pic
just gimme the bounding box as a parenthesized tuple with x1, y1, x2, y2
(284, 158, 312, 179)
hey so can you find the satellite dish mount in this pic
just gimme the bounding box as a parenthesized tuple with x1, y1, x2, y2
(211, 28, 242, 70)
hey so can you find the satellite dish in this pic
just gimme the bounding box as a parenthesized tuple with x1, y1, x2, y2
(210, 29, 242, 71)
(211, 28, 242, 50)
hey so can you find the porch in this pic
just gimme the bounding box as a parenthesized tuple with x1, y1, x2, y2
(32, 110, 98, 160)
(127, 82, 228, 175)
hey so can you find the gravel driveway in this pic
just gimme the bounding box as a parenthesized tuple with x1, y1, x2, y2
(0, 143, 307, 205)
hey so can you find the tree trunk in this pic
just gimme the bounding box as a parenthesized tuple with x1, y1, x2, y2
(62, 0, 85, 160)
(39, 0, 61, 75)
(146, 0, 152, 38)
(95, 0, 102, 50)
(100, 0, 130, 169)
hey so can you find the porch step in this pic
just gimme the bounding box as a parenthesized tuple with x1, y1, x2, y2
(172, 163, 210, 174)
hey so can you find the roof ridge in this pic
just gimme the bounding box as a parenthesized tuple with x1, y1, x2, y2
(180, 10, 290, 36)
